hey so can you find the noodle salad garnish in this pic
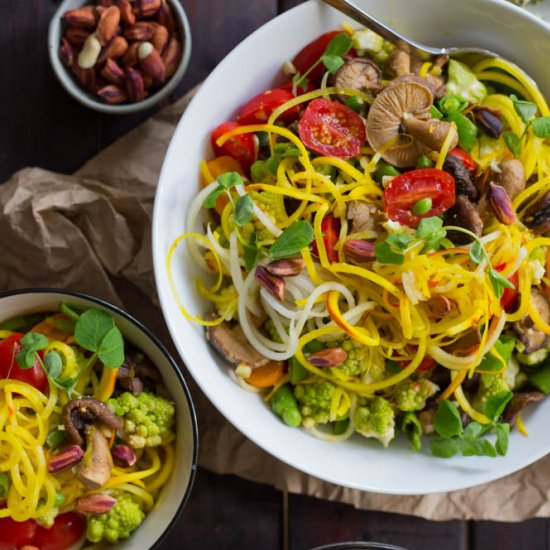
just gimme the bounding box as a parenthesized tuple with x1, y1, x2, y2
(0, 304, 176, 548)
(170, 26, 550, 458)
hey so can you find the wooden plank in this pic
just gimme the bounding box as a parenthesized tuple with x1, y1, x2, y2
(469, 518, 549, 550)
(288, 493, 468, 550)
(0, 0, 100, 182)
(159, 468, 283, 549)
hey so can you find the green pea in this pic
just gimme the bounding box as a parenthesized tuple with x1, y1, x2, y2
(446, 111, 478, 152)
(345, 96, 363, 113)
(250, 160, 268, 182)
(55, 492, 66, 507)
(438, 94, 468, 115)
(373, 161, 400, 183)
(415, 155, 434, 169)
(412, 198, 433, 215)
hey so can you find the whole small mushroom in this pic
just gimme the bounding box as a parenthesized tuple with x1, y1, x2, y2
(334, 58, 381, 99)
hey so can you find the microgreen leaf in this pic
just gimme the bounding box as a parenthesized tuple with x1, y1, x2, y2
(503, 132, 522, 158)
(386, 232, 415, 251)
(470, 240, 484, 264)
(531, 116, 550, 138)
(269, 221, 314, 260)
(0, 472, 9, 499)
(322, 54, 345, 74)
(510, 94, 537, 123)
(460, 435, 497, 457)
(44, 351, 63, 380)
(202, 187, 224, 209)
(374, 241, 405, 265)
(463, 421, 483, 438)
(235, 195, 254, 227)
(98, 326, 125, 369)
(244, 233, 260, 272)
(15, 333, 49, 370)
(416, 216, 447, 251)
(446, 111, 478, 152)
(488, 269, 515, 299)
(430, 437, 460, 458)
(217, 171, 244, 190)
(324, 32, 353, 57)
(483, 390, 513, 421)
(495, 422, 510, 456)
(434, 400, 463, 439)
(60, 302, 83, 323)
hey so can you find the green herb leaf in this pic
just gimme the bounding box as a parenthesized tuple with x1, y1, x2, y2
(266, 155, 280, 175)
(75, 309, 115, 353)
(322, 54, 345, 74)
(483, 390, 513, 421)
(510, 94, 537, 123)
(269, 221, 314, 260)
(0, 314, 43, 332)
(477, 336, 516, 373)
(430, 437, 460, 458)
(324, 32, 353, 57)
(446, 111, 478, 151)
(531, 116, 550, 138)
(217, 171, 244, 190)
(235, 195, 254, 227)
(202, 186, 224, 209)
(97, 326, 125, 369)
(44, 351, 63, 380)
(434, 400, 463, 439)
(463, 421, 483, 438)
(495, 422, 510, 456)
(15, 333, 49, 370)
(374, 241, 405, 265)
(460, 435, 497, 457)
(488, 269, 515, 299)
(416, 216, 447, 251)
(244, 232, 260, 271)
(0, 472, 9, 499)
(503, 132, 522, 158)
(386, 232, 415, 251)
(470, 240, 484, 264)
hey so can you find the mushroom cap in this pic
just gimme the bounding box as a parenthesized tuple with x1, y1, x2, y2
(366, 81, 433, 167)
(334, 58, 381, 95)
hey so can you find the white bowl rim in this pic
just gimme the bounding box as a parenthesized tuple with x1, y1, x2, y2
(47, 0, 192, 115)
(0, 287, 199, 547)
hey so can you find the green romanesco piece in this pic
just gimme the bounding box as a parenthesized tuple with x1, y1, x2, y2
(472, 373, 512, 411)
(329, 339, 367, 378)
(354, 396, 395, 447)
(294, 381, 336, 425)
(86, 493, 145, 544)
(108, 391, 175, 449)
(240, 191, 287, 241)
(394, 379, 439, 412)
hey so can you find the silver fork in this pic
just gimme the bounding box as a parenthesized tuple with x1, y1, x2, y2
(321, 0, 498, 60)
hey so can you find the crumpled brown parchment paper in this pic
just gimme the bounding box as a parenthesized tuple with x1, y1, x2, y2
(2, 90, 550, 522)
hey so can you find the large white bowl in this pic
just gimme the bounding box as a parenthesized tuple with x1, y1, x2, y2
(0, 289, 198, 548)
(153, 0, 550, 494)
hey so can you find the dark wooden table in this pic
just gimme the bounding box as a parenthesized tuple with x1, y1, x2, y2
(2, 0, 549, 548)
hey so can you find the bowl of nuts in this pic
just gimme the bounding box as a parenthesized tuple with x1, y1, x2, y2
(48, 0, 191, 114)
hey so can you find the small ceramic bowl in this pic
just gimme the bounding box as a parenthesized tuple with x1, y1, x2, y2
(0, 288, 198, 549)
(48, 0, 192, 114)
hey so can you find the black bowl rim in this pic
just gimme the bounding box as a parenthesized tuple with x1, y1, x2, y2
(0, 287, 198, 549)
(310, 543, 409, 550)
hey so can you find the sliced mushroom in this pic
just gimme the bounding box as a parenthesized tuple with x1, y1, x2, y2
(497, 159, 525, 200)
(503, 392, 544, 426)
(63, 398, 124, 447)
(447, 327, 482, 352)
(346, 200, 378, 233)
(366, 81, 457, 167)
(444, 195, 483, 244)
(77, 425, 113, 490)
(442, 154, 479, 202)
(334, 58, 381, 98)
(387, 47, 411, 77)
(206, 320, 269, 368)
(513, 290, 550, 353)
(402, 116, 457, 152)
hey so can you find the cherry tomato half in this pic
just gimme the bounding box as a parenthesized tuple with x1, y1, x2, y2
(384, 168, 456, 227)
(0, 516, 37, 550)
(0, 333, 48, 393)
(211, 122, 258, 174)
(448, 147, 476, 171)
(292, 30, 354, 85)
(33, 512, 86, 550)
(237, 88, 300, 125)
(312, 214, 341, 263)
(298, 98, 366, 159)
(500, 271, 519, 313)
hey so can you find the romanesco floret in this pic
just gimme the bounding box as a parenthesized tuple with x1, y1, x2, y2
(37, 507, 58, 528)
(393, 379, 439, 412)
(354, 397, 395, 447)
(294, 381, 336, 425)
(240, 191, 287, 242)
(108, 391, 175, 449)
(472, 373, 511, 411)
(86, 493, 145, 544)
(329, 339, 367, 378)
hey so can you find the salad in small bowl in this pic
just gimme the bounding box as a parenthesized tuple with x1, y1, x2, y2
(0, 289, 197, 550)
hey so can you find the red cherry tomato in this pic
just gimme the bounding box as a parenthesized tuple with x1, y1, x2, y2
(211, 122, 258, 173)
(237, 88, 300, 125)
(0, 333, 48, 393)
(33, 512, 86, 550)
(0, 516, 37, 550)
(396, 352, 436, 372)
(311, 214, 341, 263)
(293, 30, 354, 85)
(448, 147, 476, 171)
(384, 168, 456, 227)
(298, 98, 366, 159)
(500, 271, 519, 313)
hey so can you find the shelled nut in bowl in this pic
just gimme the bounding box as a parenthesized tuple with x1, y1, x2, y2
(0, 289, 198, 549)
(48, 0, 191, 114)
